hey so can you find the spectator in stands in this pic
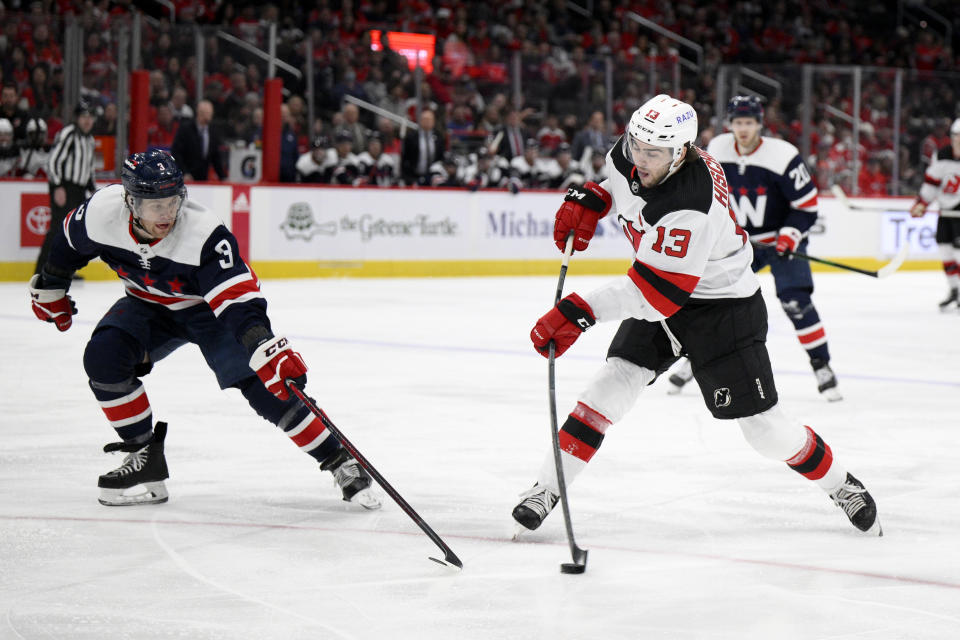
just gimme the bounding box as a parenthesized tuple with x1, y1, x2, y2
(376, 116, 402, 157)
(21, 62, 56, 121)
(537, 113, 567, 154)
(17, 117, 49, 179)
(170, 99, 225, 181)
(542, 142, 584, 190)
(147, 103, 178, 151)
(401, 108, 444, 186)
(496, 108, 529, 160)
(328, 129, 360, 185)
(858, 158, 889, 196)
(571, 110, 608, 162)
(0, 118, 18, 177)
(508, 138, 547, 189)
(340, 102, 368, 154)
(296, 136, 331, 183)
(92, 102, 117, 136)
(430, 151, 464, 187)
(170, 86, 194, 122)
(463, 146, 508, 190)
(280, 103, 299, 183)
(0, 81, 29, 142)
(355, 132, 397, 187)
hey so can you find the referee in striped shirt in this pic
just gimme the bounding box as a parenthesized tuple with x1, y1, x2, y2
(34, 99, 97, 275)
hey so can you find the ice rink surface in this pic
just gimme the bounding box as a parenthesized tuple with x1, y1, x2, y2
(2, 269, 959, 639)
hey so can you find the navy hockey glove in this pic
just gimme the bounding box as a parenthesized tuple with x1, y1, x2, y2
(775, 226, 802, 258)
(531, 293, 596, 358)
(554, 181, 612, 252)
(249, 336, 308, 401)
(29, 273, 77, 332)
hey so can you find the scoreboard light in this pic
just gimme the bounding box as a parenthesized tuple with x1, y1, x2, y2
(370, 30, 436, 73)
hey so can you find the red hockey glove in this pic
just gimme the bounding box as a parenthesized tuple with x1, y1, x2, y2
(554, 181, 612, 252)
(775, 226, 803, 258)
(531, 293, 596, 358)
(28, 274, 77, 332)
(909, 200, 927, 218)
(249, 336, 308, 401)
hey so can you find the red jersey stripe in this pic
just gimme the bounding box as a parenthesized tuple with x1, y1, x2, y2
(101, 390, 151, 422)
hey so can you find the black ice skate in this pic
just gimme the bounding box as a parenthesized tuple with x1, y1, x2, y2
(98, 422, 169, 506)
(811, 358, 842, 402)
(938, 287, 958, 312)
(829, 473, 882, 536)
(666, 359, 693, 395)
(512, 483, 559, 536)
(320, 448, 381, 510)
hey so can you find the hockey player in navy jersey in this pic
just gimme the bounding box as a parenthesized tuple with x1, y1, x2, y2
(666, 96, 841, 401)
(910, 117, 960, 311)
(28, 149, 381, 509)
(512, 95, 880, 537)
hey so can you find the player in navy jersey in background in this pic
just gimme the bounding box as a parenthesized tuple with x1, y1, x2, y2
(511, 95, 880, 539)
(28, 149, 381, 509)
(668, 96, 841, 401)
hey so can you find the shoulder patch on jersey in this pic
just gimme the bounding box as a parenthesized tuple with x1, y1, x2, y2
(936, 146, 958, 162)
(82, 184, 135, 247)
(638, 156, 713, 226)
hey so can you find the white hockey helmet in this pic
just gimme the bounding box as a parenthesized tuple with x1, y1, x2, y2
(951, 118, 960, 136)
(0, 118, 12, 148)
(626, 94, 698, 168)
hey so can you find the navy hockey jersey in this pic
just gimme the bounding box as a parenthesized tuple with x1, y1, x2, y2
(48, 183, 268, 343)
(707, 133, 818, 242)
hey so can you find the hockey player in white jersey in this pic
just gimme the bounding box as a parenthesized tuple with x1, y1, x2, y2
(910, 117, 960, 311)
(28, 149, 381, 509)
(669, 96, 840, 400)
(512, 95, 880, 537)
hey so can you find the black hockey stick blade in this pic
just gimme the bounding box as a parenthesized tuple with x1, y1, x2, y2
(286, 381, 463, 570)
(750, 239, 908, 279)
(547, 233, 589, 574)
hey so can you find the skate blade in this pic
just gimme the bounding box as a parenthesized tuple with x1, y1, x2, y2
(348, 488, 382, 510)
(511, 522, 534, 541)
(863, 517, 883, 537)
(820, 388, 843, 402)
(98, 481, 169, 506)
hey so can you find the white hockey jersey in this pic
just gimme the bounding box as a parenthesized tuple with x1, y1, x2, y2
(918, 146, 960, 212)
(581, 137, 758, 324)
(49, 184, 267, 343)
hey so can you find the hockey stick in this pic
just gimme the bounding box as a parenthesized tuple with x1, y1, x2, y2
(750, 239, 909, 279)
(549, 233, 589, 574)
(286, 381, 463, 570)
(830, 184, 960, 218)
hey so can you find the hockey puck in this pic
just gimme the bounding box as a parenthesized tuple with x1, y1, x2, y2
(560, 563, 586, 574)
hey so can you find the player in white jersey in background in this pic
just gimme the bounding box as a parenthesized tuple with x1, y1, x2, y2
(911, 117, 960, 311)
(668, 96, 841, 401)
(28, 149, 380, 509)
(511, 95, 880, 537)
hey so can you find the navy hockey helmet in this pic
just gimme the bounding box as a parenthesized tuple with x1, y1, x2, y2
(727, 95, 764, 123)
(121, 150, 187, 222)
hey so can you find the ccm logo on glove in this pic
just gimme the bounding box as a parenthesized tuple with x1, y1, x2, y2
(28, 273, 77, 332)
(530, 293, 596, 358)
(249, 335, 308, 401)
(554, 181, 612, 252)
